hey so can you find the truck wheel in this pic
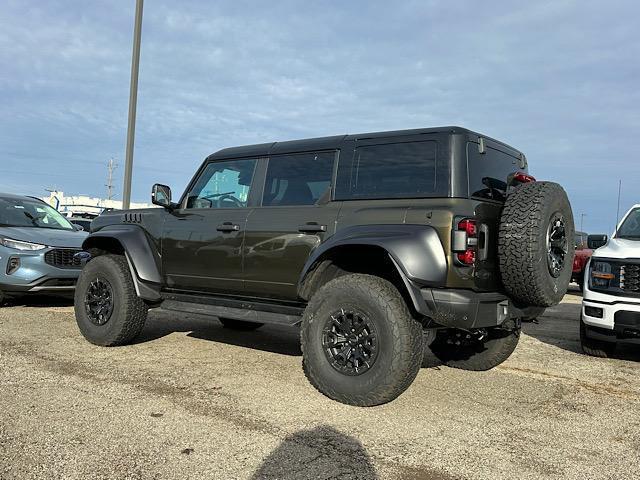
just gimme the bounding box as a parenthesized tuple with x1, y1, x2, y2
(300, 274, 423, 406)
(580, 316, 616, 358)
(498, 181, 575, 307)
(74, 255, 148, 346)
(219, 318, 264, 331)
(429, 319, 520, 371)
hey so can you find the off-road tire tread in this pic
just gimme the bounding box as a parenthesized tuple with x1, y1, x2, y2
(301, 274, 423, 406)
(498, 181, 575, 307)
(75, 254, 148, 346)
(430, 323, 520, 371)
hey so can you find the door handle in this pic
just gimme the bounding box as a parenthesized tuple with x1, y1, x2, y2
(217, 222, 240, 232)
(298, 223, 327, 233)
(478, 224, 489, 261)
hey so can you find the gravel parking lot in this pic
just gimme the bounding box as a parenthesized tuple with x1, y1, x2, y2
(1, 287, 639, 480)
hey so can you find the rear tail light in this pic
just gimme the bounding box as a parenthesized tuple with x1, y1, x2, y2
(453, 218, 478, 265)
(513, 172, 536, 183)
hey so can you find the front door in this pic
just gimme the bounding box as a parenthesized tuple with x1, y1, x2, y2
(162, 157, 258, 295)
(244, 151, 340, 300)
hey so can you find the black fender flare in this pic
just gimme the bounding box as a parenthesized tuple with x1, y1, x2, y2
(297, 224, 448, 313)
(82, 225, 162, 301)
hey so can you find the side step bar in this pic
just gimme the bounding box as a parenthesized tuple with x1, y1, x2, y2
(159, 292, 304, 326)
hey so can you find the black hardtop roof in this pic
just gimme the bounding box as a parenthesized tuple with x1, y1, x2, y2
(207, 126, 523, 160)
(0, 192, 43, 202)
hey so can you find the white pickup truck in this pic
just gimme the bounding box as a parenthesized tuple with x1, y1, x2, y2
(581, 204, 640, 356)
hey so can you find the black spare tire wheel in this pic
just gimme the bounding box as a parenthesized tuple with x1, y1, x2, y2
(498, 181, 575, 307)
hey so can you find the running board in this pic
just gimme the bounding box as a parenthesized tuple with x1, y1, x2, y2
(159, 292, 304, 326)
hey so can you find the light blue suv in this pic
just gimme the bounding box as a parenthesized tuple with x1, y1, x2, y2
(0, 193, 88, 304)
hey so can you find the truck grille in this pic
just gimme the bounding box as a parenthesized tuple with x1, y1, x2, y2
(621, 264, 640, 293)
(44, 249, 82, 269)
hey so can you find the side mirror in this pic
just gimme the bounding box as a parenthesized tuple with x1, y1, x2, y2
(152, 184, 172, 208)
(72, 223, 84, 231)
(587, 234, 608, 250)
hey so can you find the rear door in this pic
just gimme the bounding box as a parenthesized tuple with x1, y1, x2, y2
(243, 151, 340, 300)
(161, 157, 258, 295)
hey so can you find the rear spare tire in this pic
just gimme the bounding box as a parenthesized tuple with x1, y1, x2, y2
(498, 181, 575, 307)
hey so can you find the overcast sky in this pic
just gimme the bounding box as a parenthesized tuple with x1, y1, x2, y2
(1, 0, 638, 233)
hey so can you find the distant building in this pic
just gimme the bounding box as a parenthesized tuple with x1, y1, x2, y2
(42, 191, 154, 217)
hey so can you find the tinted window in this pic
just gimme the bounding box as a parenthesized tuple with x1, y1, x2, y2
(262, 152, 334, 206)
(336, 141, 437, 200)
(467, 143, 521, 202)
(185, 158, 257, 209)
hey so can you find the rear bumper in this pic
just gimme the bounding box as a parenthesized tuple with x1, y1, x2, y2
(419, 288, 544, 329)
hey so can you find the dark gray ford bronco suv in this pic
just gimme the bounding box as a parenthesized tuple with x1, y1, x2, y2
(74, 126, 575, 406)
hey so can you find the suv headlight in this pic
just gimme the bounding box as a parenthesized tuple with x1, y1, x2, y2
(0, 237, 47, 251)
(590, 260, 615, 288)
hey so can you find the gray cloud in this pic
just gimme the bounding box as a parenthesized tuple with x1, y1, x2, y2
(1, 0, 638, 232)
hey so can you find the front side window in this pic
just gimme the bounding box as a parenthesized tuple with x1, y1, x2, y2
(336, 141, 438, 200)
(617, 208, 640, 239)
(0, 196, 74, 230)
(262, 152, 335, 206)
(185, 158, 257, 209)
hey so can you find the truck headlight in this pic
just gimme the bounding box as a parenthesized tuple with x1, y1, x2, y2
(591, 260, 614, 288)
(0, 237, 47, 251)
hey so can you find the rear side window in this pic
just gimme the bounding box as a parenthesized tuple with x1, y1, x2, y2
(336, 141, 438, 200)
(262, 152, 335, 206)
(467, 143, 522, 202)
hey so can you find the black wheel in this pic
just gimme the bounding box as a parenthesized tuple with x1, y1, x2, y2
(301, 274, 423, 406)
(219, 318, 264, 331)
(74, 255, 148, 346)
(499, 181, 575, 307)
(429, 319, 521, 371)
(580, 315, 616, 358)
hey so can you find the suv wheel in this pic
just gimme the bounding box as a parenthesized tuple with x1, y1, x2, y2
(580, 315, 616, 358)
(429, 319, 520, 370)
(74, 255, 148, 346)
(499, 181, 575, 307)
(219, 318, 264, 331)
(300, 274, 423, 407)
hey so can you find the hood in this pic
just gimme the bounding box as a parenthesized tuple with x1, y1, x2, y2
(0, 226, 88, 248)
(592, 237, 640, 260)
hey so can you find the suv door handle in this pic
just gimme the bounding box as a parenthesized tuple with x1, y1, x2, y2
(298, 223, 326, 233)
(217, 222, 240, 232)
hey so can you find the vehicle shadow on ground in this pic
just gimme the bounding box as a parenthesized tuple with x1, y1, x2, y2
(250, 425, 378, 480)
(135, 309, 302, 356)
(1, 295, 74, 308)
(523, 301, 640, 362)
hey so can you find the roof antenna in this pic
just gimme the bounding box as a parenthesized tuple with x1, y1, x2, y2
(614, 179, 622, 237)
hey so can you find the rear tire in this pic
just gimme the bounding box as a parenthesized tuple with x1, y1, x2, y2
(499, 181, 575, 307)
(219, 318, 264, 331)
(429, 319, 521, 371)
(74, 255, 148, 346)
(301, 274, 423, 406)
(580, 316, 616, 358)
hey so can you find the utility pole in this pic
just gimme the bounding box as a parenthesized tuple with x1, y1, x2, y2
(106, 158, 117, 200)
(122, 0, 144, 210)
(615, 179, 622, 234)
(580, 213, 586, 233)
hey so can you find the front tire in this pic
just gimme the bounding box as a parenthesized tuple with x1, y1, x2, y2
(301, 274, 423, 406)
(74, 255, 148, 346)
(429, 319, 521, 371)
(580, 315, 616, 358)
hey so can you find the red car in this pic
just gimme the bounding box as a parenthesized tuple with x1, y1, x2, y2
(572, 231, 592, 290)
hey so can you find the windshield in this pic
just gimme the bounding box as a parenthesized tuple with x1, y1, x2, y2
(617, 208, 640, 239)
(0, 196, 74, 231)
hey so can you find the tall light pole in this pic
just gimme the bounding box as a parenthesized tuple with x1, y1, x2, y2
(122, 0, 144, 210)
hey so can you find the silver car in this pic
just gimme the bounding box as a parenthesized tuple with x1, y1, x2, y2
(0, 193, 88, 304)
